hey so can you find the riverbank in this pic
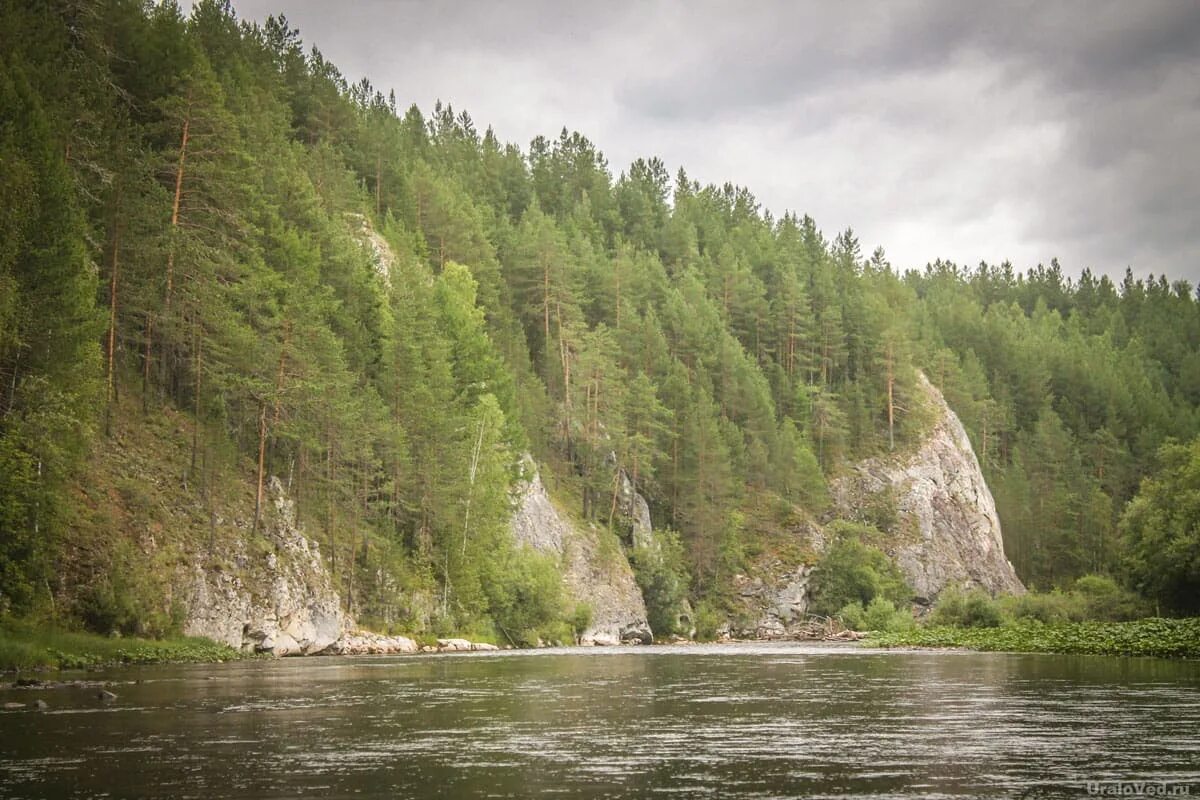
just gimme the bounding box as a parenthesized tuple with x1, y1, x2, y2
(869, 617, 1200, 658)
(0, 623, 510, 673)
(0, 624, 243, 672)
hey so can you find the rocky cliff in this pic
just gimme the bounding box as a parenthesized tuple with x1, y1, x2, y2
(832, 372, 1024, 601)
(726, 372, 1023, 636)
(182, 477, 346, 655)
(510, 458, 653, 645)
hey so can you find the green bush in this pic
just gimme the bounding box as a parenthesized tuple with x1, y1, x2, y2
(837, 600, 867, 630)
(1072, 574, 1150, 622)
(872, 617, 1200, 659)
(841, 598, 914, 632)
(630, 530, 690, 638)
(484, 547, 565, 646)
(863, 596, 915, 632)
(930, 586, 1004, 628)
(1000, 589, 1084, 624)
(692, 598, 725, 642)
(569, 603, 593, 643)
(73, 540, 179, 638)
(809, 526, 912, 616)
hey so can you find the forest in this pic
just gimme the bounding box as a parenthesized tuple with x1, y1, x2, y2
(2, 0, 1198, 644)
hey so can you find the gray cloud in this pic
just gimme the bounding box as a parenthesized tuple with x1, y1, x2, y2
(223, 0, 1200, 281)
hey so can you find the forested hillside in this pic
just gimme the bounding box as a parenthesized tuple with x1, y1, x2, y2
(2, 0, 1197, 638)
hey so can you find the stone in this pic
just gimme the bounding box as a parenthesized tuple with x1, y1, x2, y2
(832, 373, 1025, 600)
(33, 699, 48, 710)
(617, 470, 654, 549)
(3, 702, 25, 710)
(510, 455, 654, 647)
(471, 642, 499, 651)
(324, 631, 418, 655)
(437, 638, 472, 651)
(183, 476, 346, 657)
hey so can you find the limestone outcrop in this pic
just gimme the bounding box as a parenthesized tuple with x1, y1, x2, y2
(182, 477, 346, 656)
(510, 458, 653, 645)
(832, 372, 1025, 601)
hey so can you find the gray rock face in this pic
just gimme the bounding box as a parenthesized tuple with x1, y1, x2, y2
(510, 459, 653, 645)
(617, 470, 654, 549)
(833, 373, 1025, 600)
(183, 477, 346, 655)
(730, 564, 815, 638)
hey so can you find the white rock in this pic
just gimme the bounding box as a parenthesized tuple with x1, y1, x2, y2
(511, 456, 653, 645)
(832, 372, 1025, 600)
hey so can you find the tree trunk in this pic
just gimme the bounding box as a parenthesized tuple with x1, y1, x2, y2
(161, 92, 192, 397)
(105, 191, 122, 436)
(252, 401, 268, 534)
(190, 312, 202, 478)
(253, 321, 291, 534)
(886, 341, 895, 452)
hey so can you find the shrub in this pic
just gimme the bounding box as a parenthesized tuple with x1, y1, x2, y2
(630, 530, 690, 638)
(809, 527, 912, 616)
(569, 603, 593, 643)
(1000, 589, 1084, 624)
(1072, 574, 1150, 622)
(863, 596, 916, 632)
(930, 586, 1004, 628)
(483, 548, 565, 646)
(837, 600, 867, 630)
(692, 599, 725, 642)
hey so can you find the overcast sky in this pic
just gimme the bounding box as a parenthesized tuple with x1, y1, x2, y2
(224, 0, 1200, 282)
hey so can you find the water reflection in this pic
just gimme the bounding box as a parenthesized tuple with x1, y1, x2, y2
(1, 643, 1198, 798)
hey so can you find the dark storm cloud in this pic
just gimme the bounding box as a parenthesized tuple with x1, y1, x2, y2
(221, 0, 1200, 281)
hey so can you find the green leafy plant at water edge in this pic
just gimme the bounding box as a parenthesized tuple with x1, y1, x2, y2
(869, 617, 1200, 659)
(1, 623, 242, 671)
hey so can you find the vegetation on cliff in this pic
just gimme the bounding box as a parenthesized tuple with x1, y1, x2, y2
(1, 0, 1198, 641)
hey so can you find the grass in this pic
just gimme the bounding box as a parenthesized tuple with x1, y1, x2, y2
(0, 623, 242, 672)
(869, 617, 1200, 659)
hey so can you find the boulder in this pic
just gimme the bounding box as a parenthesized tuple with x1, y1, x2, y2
(436, 638, 473, 652)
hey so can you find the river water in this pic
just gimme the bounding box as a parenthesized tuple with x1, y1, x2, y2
(1, 642, 1198, 799)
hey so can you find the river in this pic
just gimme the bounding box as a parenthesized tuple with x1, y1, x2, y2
(2, 642, 1198, 799)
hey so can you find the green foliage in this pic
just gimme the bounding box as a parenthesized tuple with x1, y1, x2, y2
(1072, 574, 1150, 621)
(630, 530, 691, 638)
(840, 597, 914, 632)
(865, 597, 916, 632)
(995, 575, 1150, 624)
(929, 587, 1004, 628)
(835, 597, 907, 633)
(809, 524, 913, 616)
(691, 598, 726, 642)
(1120, 437, 1200, 614)
(871, 617, 1200, 659)
(0, 620, 240, 672)
(568, 603, 593, 643)
(483, 547, 566, 647)
(1000, 590, 1085, 624)
(1, 0, 1193, 639)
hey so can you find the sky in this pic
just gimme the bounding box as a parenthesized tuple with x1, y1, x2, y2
(223, 0, 1200, 282)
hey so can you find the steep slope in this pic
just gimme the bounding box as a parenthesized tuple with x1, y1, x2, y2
(510, 458, 652, 644)
(725, 373, 1023, 637)
(183, 477, 344, 655)
(832, 373, 1024, 601)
